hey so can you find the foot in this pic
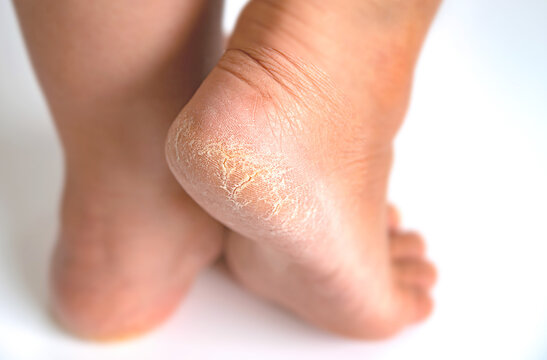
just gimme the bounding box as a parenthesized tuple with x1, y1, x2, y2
(166, 0, 439, 338)
(52, 172, 223, 341)
(42, 2, 225, 340)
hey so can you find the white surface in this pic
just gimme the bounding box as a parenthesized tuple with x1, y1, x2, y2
(1, 0, 546, 359)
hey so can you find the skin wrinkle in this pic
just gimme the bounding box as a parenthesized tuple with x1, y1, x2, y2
(218, 47, 353, 138)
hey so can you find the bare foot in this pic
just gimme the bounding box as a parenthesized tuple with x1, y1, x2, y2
(15, 0, 225, 340)
(166, 0, 439, 338)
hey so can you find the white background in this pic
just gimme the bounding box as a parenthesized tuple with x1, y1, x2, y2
(1, 0, 546, 359)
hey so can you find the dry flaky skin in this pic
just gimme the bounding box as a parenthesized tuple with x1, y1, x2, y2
(167, 116, 325, 248)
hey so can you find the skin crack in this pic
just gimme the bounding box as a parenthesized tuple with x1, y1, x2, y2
(231, 170, 261, 199)
(171, 119, 321, 235)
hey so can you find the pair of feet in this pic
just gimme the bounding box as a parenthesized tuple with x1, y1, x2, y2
(49, 0, 439, 340)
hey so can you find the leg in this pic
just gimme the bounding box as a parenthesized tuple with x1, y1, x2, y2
(166, 0, 439, 338)
(14, 0, 224, 340)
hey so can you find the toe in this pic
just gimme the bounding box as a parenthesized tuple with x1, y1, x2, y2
(394, 258, 437, 290)
(387, 204, 400, 230)
(397, 286, 435, 324)
(390, 231, 426, 260)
